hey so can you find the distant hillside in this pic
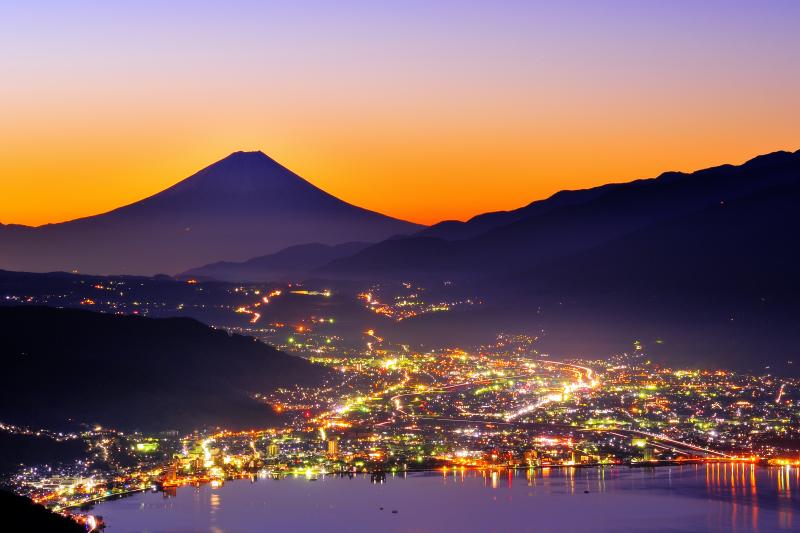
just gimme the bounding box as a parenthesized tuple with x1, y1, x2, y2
(321, 150, 800, 281)
(0, 307, 329, 431)
(0, 268, 392, 349)
(0, 151, 422, 275)
(181, 241, 370, 282)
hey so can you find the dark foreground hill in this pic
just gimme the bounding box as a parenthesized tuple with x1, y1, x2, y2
(0, 307, 328, 431)
(0, 151, 421, 275)
(0, 491, 84, 532)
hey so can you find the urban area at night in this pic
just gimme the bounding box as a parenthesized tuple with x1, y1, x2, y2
(2, 2, 800, 531)
(2, 279, 799, 529)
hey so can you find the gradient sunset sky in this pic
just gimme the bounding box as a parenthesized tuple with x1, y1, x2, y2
(1, 1, 798, 226)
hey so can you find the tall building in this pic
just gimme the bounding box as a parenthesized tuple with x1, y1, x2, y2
(163, 463, 177, 482)
(523, 449, 540, 466)
(268, 442, 279, 458)
(643, 446, 655, 461)
(327, 438, 339, 458)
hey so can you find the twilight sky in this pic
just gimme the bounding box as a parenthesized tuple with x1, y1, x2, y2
(1, 0, 798, 226)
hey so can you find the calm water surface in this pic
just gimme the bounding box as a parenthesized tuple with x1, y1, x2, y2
(93, 464, 798, 532)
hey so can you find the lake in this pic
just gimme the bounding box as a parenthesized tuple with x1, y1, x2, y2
(92, 464, 798, 532)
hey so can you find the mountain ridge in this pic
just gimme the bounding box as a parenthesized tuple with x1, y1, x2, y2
(414, 149, 797, 242)
(319, 149, 800, 280)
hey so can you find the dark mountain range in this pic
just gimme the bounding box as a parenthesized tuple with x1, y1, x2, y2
(0, 151, 422, 276)
(312, 149, 800, 374)
(320, 150, 800, 281)
(518, 181, 799, 297)
(1, 148, 797, 375)
(499, 179, 800, 373)
(180, 241, 370, 282)
(0, 306, 329, 431)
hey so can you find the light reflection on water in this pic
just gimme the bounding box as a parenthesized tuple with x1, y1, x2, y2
(93, 465, 798, 532)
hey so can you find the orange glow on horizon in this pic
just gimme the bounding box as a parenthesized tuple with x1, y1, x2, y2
(2, 3, 799, 227)
(1, 139, 797, 228)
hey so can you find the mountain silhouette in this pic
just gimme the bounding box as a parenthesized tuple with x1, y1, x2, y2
(319, 149, 800, 281)
(495, 179, 800, 373)
(0, 306, 329, 430)
(317, 148, 800, 373)
(0, 151, 422, 275)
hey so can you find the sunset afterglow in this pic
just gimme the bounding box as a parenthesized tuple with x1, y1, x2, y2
(2, 1, 798, 226)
